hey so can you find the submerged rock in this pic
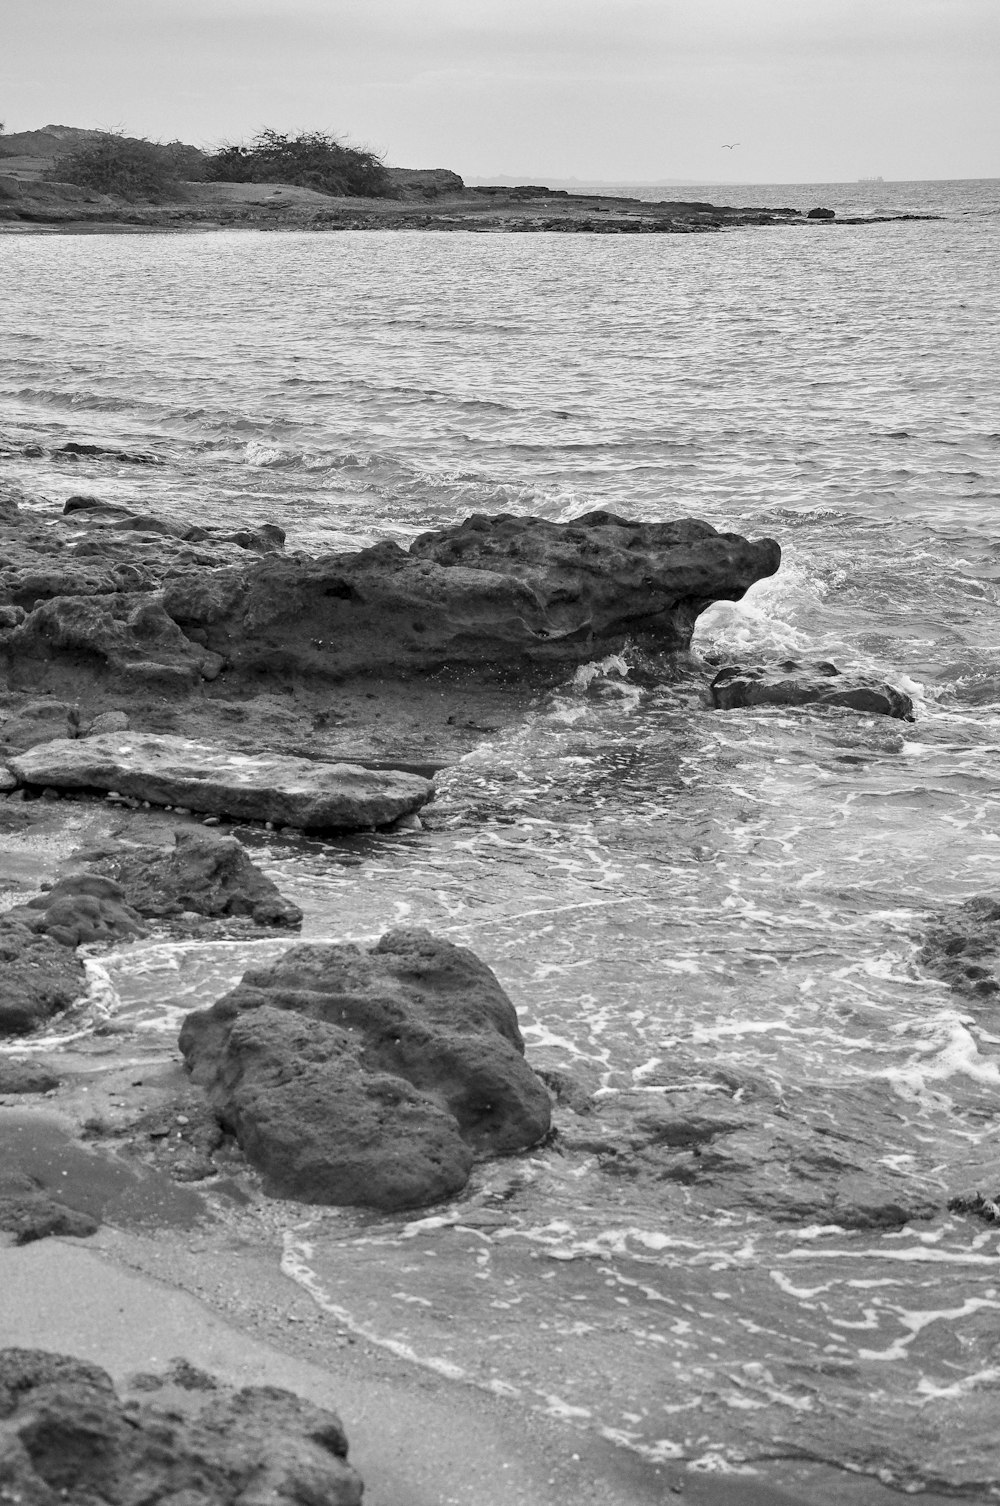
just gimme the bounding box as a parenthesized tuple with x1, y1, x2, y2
(921, 896, 1000, 997)
(0, 1348, 364, 1504)
(560, 1082, 937, 1230)
(180, 928, 552, 1210)
(102, 826, 303, 927)
(8, 731, 433, 830)
(0, 919, 86, 1036)
(709, 658, 915, 719)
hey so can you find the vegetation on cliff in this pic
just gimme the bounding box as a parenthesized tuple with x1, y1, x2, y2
(204, 128, 393, 198)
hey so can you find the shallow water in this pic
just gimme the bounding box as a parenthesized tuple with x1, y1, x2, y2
(2, 181, 1000, 1494)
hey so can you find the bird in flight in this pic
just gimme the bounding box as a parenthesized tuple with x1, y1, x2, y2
(722, 143, 740, 149)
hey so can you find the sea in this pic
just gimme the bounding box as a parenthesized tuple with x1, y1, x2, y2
(1, 177, 999, 1498)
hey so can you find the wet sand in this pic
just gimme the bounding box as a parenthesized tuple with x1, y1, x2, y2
(3, 1221, 950, 1506)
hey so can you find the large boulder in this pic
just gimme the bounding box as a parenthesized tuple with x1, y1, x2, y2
(103, 826, 302, 926)
(8, 731, 433, 830)
(709, 658, 915, 719)
(0, 919, 87, 1036)
(180, 928, 552, 1210)
(163, 510, 782, 681)
(0, 1349, 363, 1505)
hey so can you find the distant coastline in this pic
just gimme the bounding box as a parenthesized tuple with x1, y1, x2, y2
(0, 123, 939, 234)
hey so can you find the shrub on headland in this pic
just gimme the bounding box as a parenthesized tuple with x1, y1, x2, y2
(47, 132, 203, 199)
(204, 128, 394, 198)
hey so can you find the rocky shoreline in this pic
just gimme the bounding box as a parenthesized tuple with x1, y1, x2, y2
(1, 452, 963, 1504)
(0, 159, 938, 236)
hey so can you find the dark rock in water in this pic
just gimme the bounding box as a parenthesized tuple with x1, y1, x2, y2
(165, 510, 782, 681)
(5, 873, 147, 948)
(562, 1083, 937, 1230)
(104, 826, 302, 927)
(0, 920, 86, 1036)
(1, 502, 778, 705)
(921, 896, 1000, 997)
(57, 439, 164, 464)
(180, 928, 552, 1209)
(188, 1004, 475, 1208)
(10, 731, 434, 830)
(0, 1348, 364, 1504)
(0, 1176, 100, 1243)
(0, 1058, 60, 1094)
(709, 658, 915, 719)
(807, 207, 836, 219)
(948, 1189, 1000, 1223)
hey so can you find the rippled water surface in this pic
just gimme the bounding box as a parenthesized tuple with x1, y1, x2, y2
(2, 181, 1000, 1496)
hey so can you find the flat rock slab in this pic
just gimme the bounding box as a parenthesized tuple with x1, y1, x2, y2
(8, 732, 433, 831)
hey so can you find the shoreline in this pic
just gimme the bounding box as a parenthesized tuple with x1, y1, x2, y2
(0, 177, 939, 236)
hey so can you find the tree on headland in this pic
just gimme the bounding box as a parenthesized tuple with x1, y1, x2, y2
(204, 128, 393, 198)
(48, 132, 204, 199)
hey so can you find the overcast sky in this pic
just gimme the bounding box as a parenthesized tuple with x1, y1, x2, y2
(4, 0, 998, 183)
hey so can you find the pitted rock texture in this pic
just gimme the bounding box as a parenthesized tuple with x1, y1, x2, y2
(164, 509, 782, 681)
(709, 658, 915, 720)
(0, 1348, 364, 1505)
(9, 732, 433, 830)
(101, 826, 302, 927)
(921, 896, 1000, 998)
(2, 497, 779, 698)
(180, 928, 552, 1210)
(3, 873, 147, 948)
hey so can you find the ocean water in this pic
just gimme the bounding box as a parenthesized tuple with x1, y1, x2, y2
(2, 180, 1000, 1497)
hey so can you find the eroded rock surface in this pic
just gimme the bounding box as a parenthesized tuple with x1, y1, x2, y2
(921, 896, 1000, 998)
(165, 509, 782, 682)
(4, 873, 147, 948)
(9, 732, 433, 830)
(709, 658, 915, 719)
(0, 920, 86, 1036)
(101, 826, 302, 927)
(180, 928, 552, 1209)
(0, 1348, 364, 1504)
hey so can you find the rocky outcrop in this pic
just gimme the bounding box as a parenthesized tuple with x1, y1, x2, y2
(2, 495, 780, 702)
(0, 1349, 364, 1505)
(179, 929, 552, 1209)
(101, 826, 303, 926)
(3, 873, 147, 948)
(8, 732, 434, 830)
(163, 510, 781, 681)
(0, 920, 86, 1036)
(921, 896, 1000, 998)
(709, 658, 915, 719)
(5, 592, 225, 691)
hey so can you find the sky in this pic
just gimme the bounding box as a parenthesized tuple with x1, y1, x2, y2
(3, 0, 998, 184)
